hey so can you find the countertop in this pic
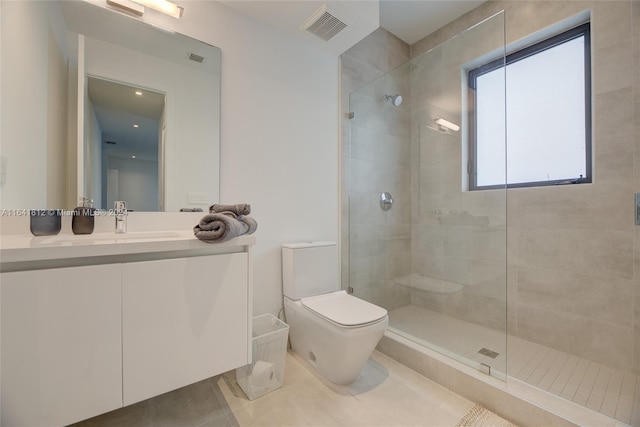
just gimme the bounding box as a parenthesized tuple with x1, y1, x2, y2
(0, 231, 255, 268)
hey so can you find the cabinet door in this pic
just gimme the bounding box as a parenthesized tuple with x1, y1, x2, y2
(122, 253, 249, 405)
(1, 264, 122, 427)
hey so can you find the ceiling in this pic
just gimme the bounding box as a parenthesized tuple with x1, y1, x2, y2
(380, 0, 486, 45)
(218, 0, 486, 55)
(217, 1, 379, 56)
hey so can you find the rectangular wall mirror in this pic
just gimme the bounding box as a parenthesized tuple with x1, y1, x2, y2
(1, 0, 221, 212)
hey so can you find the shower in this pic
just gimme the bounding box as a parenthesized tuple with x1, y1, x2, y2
(350, 15, 508, 383)
(346, 5, 639, 425)
(383, 94, 402, 106)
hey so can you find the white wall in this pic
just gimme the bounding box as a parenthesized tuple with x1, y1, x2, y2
(84, 1, 340, 315)
(0, 1, 68, 209)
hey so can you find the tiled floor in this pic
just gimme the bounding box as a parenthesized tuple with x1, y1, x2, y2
(389, 305, 508, 377)
(389, 304, 640, 426)
(72, 376, 238, 427)
(75, 350, 477, 427)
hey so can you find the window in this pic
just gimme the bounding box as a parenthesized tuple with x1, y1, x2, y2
(468, 23, 591, 190)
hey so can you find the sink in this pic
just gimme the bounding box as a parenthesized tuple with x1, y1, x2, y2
(35, 231, 184, 245)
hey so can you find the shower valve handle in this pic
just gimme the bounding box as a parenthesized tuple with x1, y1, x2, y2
(380, 192, 393, 211)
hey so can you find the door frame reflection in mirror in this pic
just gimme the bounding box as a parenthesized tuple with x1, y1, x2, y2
(85, 76, 166, 211)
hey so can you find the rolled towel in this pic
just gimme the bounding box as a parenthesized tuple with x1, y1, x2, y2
(194, 213, 249, 243)
(212, 210, 257, 234)
(239, 215, 258, 234)
(209, 203, 251, 216)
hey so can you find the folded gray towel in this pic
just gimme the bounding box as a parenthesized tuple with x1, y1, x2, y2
(239, 215, 258, 234)
(209, 203, 251, 216)
(193, 212, 257, 243)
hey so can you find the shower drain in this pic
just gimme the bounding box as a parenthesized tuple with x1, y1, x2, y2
(478, 348, 500, 359)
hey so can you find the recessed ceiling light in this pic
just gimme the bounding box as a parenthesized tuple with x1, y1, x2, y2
(132, 155, 136, 159)
(133, 124, 139, 128)
(135, 90, 143, 96)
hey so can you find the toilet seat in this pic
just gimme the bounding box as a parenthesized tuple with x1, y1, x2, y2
(301, 290, 388, 328)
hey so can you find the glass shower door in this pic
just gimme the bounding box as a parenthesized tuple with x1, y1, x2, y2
(347, 59, 413, 321)
(348, 11, 507, 379)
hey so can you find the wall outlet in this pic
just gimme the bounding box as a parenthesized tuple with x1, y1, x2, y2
(188, 192, 207, 204)
(0, 155, 7, 185)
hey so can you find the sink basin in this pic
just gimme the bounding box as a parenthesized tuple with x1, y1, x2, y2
(35, 231, 183, 245)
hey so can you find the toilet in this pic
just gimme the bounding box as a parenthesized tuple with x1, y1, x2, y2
(282, 241, 388, 384)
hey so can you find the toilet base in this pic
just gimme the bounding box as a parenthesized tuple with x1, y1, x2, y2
(284, 296, 388, 385)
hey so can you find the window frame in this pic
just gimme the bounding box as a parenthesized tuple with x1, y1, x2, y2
(467, 22, 592, 191)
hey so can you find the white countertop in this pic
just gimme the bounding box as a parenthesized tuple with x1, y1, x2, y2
(0, 230, 255, 265)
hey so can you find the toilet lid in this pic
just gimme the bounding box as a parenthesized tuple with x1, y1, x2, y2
(301, 290, 388, 327)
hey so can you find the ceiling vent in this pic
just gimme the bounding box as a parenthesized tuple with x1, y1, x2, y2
(300, 5, 348, 42)
(188, 53, 205, 63)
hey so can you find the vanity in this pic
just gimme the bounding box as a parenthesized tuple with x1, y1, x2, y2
(0, 0, 246, 424)
(0, 230, 254, 426)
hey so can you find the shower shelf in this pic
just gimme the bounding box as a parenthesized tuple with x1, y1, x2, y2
(394, 274, 463, 294)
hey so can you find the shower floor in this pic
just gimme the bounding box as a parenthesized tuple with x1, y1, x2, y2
(388, 305, 640, 426)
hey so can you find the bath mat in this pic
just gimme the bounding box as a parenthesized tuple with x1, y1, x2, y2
(456, 404, 518, 427)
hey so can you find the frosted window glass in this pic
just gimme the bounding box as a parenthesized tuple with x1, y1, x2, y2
(476, 68, 506, 187)
(473, 33, 589, 188)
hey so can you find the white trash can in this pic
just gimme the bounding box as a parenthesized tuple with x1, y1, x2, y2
(236, 313, 289, 400)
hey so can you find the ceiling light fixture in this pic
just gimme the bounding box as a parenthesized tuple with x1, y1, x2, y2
(106, 0, 144, 16)
(434, 117, 460, 132)
(132, 0, 184, 18)
(133, 124, 139, 128)
(135, 90, 143, 96)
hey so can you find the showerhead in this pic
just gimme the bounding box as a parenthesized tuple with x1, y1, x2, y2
(384, 94, 403, 107)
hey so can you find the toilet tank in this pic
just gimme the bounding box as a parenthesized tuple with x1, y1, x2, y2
(282, 242, 339, 300)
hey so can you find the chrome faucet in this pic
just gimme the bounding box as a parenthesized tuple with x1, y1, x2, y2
(114, 201, 127, 233)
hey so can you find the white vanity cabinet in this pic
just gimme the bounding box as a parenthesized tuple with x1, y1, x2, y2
(0, 232, 254, 426)
(1, 264, 123, 427)
(122, 253, 249, 405)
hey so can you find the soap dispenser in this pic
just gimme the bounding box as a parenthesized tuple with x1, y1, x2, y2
(72, 197, 96, 235)
(114, 201, 127, 234)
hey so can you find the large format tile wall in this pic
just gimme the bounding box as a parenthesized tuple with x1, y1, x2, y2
(408, 13, 508, 335)
(409, 0, 639, 374)
(635, 0, 640, 379)
(341, 28, 412, 311)
(342, 1, 639, 375)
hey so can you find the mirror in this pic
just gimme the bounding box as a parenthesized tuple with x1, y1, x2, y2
(0, 0, 220, 212)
